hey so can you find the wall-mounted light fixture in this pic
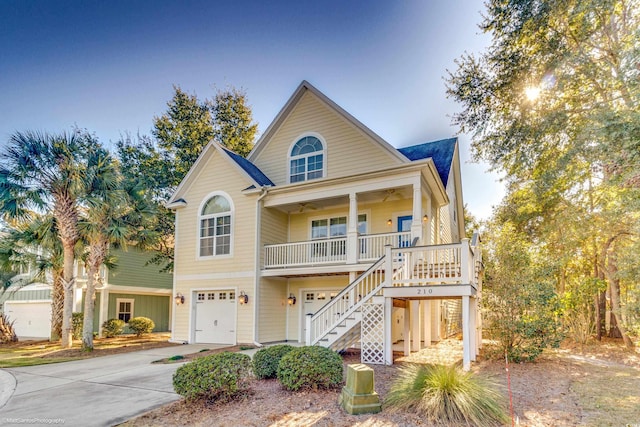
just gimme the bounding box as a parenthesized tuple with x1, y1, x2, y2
(174, 293, 185, 305)
(423, 214, 429, 222)
(287, 294, 297, 306)
(387, 219, 392, 226)
(239, 291, 249, 305)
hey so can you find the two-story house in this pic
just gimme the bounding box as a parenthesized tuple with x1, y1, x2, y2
(167, 81, 481, 369)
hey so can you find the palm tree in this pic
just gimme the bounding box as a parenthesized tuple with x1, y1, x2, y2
(0, 130, 97, 348)
(0, 215, 67, 339)
(79, 150, 156, 350)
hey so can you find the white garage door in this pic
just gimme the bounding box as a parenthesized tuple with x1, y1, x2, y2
(194, 290, 236, 344)
(4, 301, 52, 338)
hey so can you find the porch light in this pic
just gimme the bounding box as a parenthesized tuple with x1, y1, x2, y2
(423, 214, 428, 222)
(239, 291, 249, 305)
(175, 293, 185, 305)
(287, 294, 297, 305)
(387, 219, 392, 226)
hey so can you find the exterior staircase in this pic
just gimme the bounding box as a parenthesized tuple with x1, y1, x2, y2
(306, 236, 482, 365)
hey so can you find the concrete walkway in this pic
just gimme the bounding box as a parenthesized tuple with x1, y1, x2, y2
(0, 343, 219, 427)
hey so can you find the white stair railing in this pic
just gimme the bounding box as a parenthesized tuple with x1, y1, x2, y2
(306, 256, 387, 346)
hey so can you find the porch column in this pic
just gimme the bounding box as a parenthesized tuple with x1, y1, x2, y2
(98, 288, 109, 338)
(384, 296, 393, 365)
(411, 300, 421, 352)
(403, 302, 411, 356)
(411, 184, 423, 244)
(462, 295, 471, 371)
(470, 296, 477, 361)
(422, 300, 431, 347)
(347, 192, 358, 264)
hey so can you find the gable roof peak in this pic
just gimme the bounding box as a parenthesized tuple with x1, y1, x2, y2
(247, 80, 406, 163)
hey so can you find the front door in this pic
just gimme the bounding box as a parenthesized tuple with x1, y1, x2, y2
(300, 289, 341, 342)
(397, 215, 413, 247)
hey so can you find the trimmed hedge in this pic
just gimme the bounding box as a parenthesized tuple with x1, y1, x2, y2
(173, 352, 252, 402)
(252, 344, 295, 379)
(277, 346, 343, 391)
(127, 317, 155, 336)
(102, 318, 125, 338)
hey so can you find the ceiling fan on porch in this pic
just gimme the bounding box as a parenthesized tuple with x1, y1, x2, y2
(298, 202, 318, 213)
(381, 189, 402, 202)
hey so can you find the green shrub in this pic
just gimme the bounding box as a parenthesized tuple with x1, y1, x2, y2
(72, 312, 84, 340)
(102, 318, 126, 338)
(385, 363, 508, 426)
(253, 344, 295, 379)
(277, 346, 343, 391)
(173, 352, 252, 402)
(127, 317, 155, 336)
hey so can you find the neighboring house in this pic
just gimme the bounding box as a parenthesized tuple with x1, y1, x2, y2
(167, 81, 482, 369)
(0, 247, 172, 339)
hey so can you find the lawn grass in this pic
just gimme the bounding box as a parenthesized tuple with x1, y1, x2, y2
(0, 333, 173, 368)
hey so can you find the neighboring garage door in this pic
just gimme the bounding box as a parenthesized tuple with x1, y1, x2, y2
(194, 290, 236, 344)
(4, 301, 51, 338)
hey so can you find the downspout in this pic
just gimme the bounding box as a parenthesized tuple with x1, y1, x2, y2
(253, 186, 269, 347)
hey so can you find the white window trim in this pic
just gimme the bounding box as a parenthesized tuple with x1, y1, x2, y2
(287, 132, 327, 184)
(116, 298, 134, 322)
(196, 191, 235, 260)
(308, 211, 369, 239)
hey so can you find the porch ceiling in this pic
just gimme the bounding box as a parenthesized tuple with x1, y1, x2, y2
(269, 185, 413, 214)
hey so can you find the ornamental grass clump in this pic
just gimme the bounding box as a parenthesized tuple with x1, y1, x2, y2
(385, 363, 508, 426)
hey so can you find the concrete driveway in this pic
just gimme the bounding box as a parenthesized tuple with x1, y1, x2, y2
(0, 343, 220, 427)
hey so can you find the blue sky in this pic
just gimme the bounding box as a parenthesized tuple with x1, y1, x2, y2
(0, 0, 503, 219)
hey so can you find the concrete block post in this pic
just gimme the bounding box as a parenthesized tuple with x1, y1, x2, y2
(339, 364, 381, 415)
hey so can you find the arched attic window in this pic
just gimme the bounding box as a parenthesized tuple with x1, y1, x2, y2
(199, 193, 233, 257)
(289, 135, 325, 183)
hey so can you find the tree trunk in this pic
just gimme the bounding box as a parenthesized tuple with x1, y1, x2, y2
(607, 253, 634, 348)
(82, 264, 98, 351)
(594, 261, 606, 341)
(61, 243, 75, 348)
(50, 270, 64, 341)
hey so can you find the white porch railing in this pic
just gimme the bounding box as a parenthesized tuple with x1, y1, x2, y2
(392, 240, 477, 288)
(358, 231, 412, 262)
(264, 237, 347, 268)
(264, 231, 411, 269)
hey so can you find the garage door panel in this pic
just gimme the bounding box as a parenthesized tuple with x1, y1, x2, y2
(194, 290, 236, 344)
(4, 302, 51, 338)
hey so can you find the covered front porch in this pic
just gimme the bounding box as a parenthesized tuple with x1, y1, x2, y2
(259, 162, 449, 275)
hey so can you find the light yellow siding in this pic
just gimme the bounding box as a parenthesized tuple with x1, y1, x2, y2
(260, 207, 288, 264)
(252, 91, 400, 185)
(172, 149, 257, 343)
(257, 277, 287, 342)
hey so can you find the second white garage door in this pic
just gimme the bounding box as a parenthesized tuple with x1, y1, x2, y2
(4, 301, 51, 338)
(194, 290, 236, 344)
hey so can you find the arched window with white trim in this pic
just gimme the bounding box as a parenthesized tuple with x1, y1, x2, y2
(199, 193, 233, 257)
(289, 135, 325, 183)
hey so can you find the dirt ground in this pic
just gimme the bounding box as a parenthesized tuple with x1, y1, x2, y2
(121, 338, 640, 427)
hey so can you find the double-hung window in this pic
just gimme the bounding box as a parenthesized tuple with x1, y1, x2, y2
(289, 136, 324, 183)
(199, 194, 232, 257)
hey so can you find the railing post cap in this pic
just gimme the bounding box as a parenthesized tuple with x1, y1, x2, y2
(306, 313, 313, 317)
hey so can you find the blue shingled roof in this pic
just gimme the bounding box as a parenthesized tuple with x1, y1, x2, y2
(398, 138, 457, 186)
(221, 147, 274, 187)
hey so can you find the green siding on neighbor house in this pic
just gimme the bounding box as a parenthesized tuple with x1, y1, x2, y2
(0, 288, 52, 308)
(108, 293, 170, 332)
(107, 248, 172, 289)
